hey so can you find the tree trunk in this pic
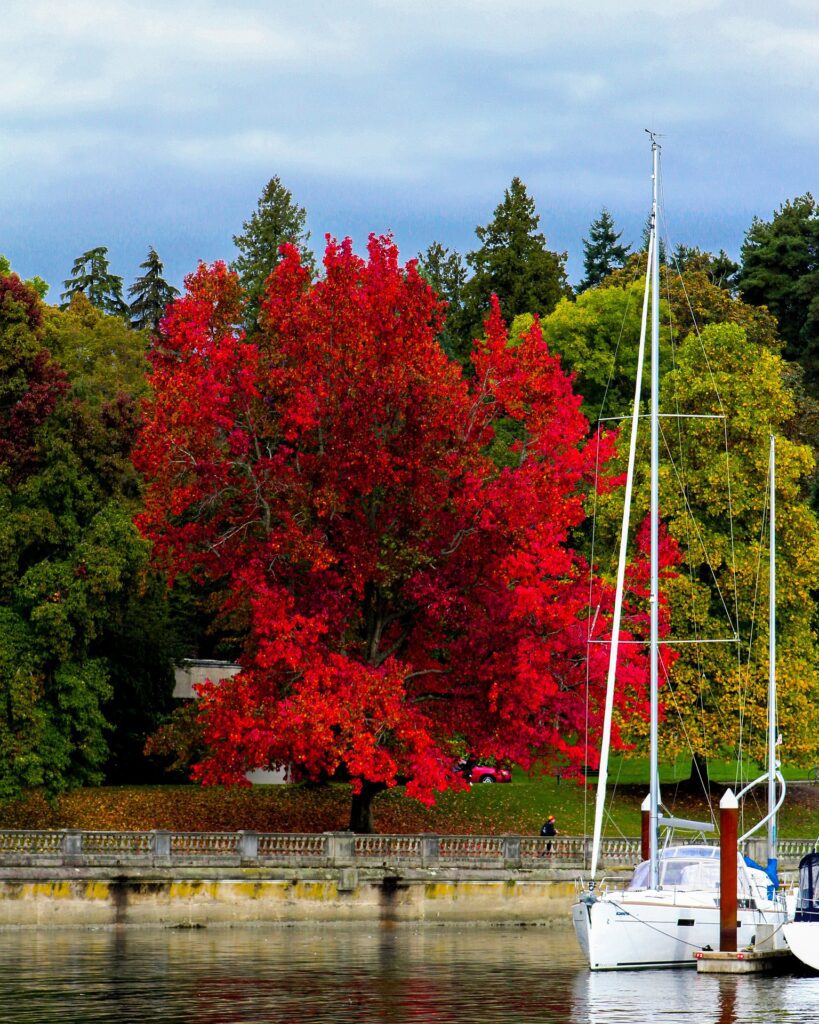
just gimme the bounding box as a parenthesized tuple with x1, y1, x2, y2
(348, 780, 388, 834)
(682, 752, 710, 795)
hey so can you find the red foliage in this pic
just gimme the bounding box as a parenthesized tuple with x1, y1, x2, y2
(0, 274, 68, 483)
(0, 273, 42, 332)
(135, 237, 675, 804)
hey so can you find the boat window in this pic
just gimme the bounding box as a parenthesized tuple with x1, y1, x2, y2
(797, 853, 819, 916)
(664, 845, 717, 859)
(627, 861, 650, 890)
(627, 851, 725, 890)
(660, 859, 719, 887)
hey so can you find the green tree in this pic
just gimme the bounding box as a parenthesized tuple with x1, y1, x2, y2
(737, 194, 819, 379)
(585, 315, 819, 782)
(660, 324, 819, 776)
(535, 283, 661, 420)
(61, 247, 127, 317)
(640, 215, 667, 266)
(458, 177, 571, 363)
(0, 273, 180, 798)
(670, 246, 739, 292)
(535, 246, 819, 782)
(44, 296, 187, 782)
(417, 241, 467, 358)
(578, 208, 631, 292)
(536, 254, 776, 425)
(605, 254, 779, 361)
(0, 255, 48, 299)
(231, 176, 314, 328)
(44, 292, 152, 408)
(128, 247, 179, 332)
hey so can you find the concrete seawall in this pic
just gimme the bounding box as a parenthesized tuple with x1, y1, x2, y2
(0, 868, 577, 928)
(0, 828, 808, 929)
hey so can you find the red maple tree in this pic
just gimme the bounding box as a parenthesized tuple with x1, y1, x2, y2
(135, 236, 672, 831)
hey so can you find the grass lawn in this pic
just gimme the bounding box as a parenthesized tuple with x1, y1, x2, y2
(1, 754, 818, 838)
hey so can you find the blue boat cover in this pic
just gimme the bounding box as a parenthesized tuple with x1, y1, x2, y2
(743, 853, 779, 896)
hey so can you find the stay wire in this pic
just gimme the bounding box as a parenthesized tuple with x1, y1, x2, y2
(659, 184, 744, 788)
(661, 233, 710, 775)
(742, 467, 771, 783)
(659, 651, 717, 828)
(657, 420, 739, 636)
(583, 255, 643, 845)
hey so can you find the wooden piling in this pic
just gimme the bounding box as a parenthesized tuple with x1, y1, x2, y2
(719, 788, 738, 953)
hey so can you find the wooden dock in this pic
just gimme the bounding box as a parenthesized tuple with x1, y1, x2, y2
(695, 949, 796, 974)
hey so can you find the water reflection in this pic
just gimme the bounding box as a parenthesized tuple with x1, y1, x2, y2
(573, 957, 819, 1024)
(0, 926, 817, 1023)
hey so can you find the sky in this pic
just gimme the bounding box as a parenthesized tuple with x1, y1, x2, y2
(2, 0, 818, 297)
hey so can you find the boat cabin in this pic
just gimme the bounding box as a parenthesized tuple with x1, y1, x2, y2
(627, 844, 777, 904)
(796, 852, 819, 922)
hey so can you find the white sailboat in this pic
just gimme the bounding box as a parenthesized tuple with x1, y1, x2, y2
(571, 137, 792, 971)
(782, 851, 819, 969)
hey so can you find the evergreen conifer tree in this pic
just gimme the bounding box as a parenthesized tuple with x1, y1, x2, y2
(61, 247, 127, 317)
(459, 177, 571, 362)
(231, 176, 314, 328)
(578, 208, 630, 292)
(128, 247, 180, 331)
(737, 194, 819, 377)
(670, 245, 738, 293)
(640, 215, 667, 266)
(417, 241, 467, 359)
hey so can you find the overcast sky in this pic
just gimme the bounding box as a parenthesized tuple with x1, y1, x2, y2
(2, 0, 817, 296)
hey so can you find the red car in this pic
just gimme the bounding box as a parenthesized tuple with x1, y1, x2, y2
(453, 760, 512, 784)
(470, 765, 512, 784)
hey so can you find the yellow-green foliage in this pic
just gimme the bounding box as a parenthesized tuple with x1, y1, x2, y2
(594, 320, 819, 769)
(43, 292, 151, 407)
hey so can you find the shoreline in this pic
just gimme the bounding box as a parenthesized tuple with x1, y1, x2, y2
(0, 867, 577, 928)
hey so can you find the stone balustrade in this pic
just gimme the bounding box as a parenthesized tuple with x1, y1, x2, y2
(0, 830, 812, 872)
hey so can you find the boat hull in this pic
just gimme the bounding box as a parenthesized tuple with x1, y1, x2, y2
(783, 922, 819, 972)
(572, 893, 789, 971)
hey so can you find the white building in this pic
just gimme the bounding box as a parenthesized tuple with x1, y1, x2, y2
(173, 659, 288, 785)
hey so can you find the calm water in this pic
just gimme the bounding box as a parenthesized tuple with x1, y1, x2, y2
(0, 924, 817, 1023)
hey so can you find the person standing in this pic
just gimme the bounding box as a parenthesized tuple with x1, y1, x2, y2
(540, 814, 557, 854)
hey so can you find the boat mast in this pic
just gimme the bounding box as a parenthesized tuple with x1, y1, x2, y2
(736, 435, 784, 859)
(649, 135, 661, 888)
(768, 434, 777, 868)
(588, 234, 653, 880)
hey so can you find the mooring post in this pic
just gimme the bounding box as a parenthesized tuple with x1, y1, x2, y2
(719, 788, 738, 952)
(641, 793, 651, 863)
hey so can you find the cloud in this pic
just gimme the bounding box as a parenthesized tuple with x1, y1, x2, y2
(164, 119, 506, 186)
(1, 0, 817, 289)
(721, 15, 819, 73)
(1, 1, 359, 121)
(11, 0, 356, 65)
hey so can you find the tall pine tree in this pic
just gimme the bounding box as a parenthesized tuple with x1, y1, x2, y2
(737, 194, 819, 379)
(670, 245, 738, 293)
(417, 241, 467, 359)
(578, 208, 630, 292)
(61, 247, 127, 317)
(640, 215, 667, 266)
(128, 247, 180, 332)
(231, 176, 314, 329)
(458, 177, 571, 363)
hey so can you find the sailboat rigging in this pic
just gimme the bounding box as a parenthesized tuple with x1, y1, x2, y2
(571, 138, 792, 971)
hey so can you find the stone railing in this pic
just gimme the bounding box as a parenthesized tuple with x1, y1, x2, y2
(0, 830, 813, 871)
